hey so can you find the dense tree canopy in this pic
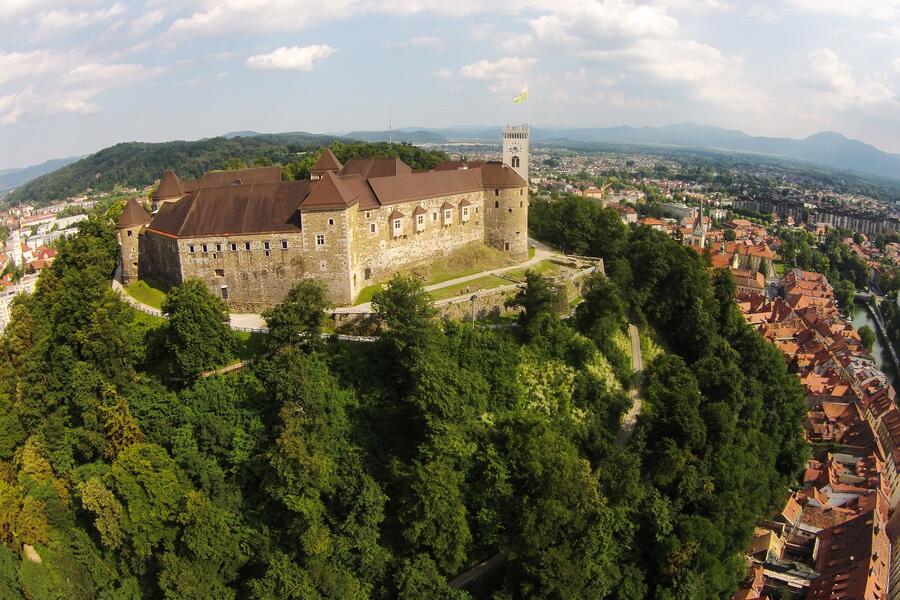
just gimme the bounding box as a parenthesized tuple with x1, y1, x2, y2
(0, 195, 807, 599)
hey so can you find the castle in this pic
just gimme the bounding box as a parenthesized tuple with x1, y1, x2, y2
(117, 127, 530, 310)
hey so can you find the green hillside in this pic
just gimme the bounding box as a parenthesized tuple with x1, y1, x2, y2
(5, 134, 449, 207)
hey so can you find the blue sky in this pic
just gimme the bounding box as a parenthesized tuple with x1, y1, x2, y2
(1, 0, 899, 169)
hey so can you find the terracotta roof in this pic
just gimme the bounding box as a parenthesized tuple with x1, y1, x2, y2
(440, 201, 454, 210)
(338, 157, 412, 179)
(480, 161, 527, 188)
(301, 171, 358, 211)
(148, 180, 310, 238)
(412, 205, 427, 216)
(388, 209, 404, 220)
(117, 198, 151, 228)
(197, 166, 282, 188)
(311, 148, 343, 175)
(368, 169, 483, 206)
(153, 170, 184, 199)
(434, 160, 485, 171)
(459, 198, 471, 207)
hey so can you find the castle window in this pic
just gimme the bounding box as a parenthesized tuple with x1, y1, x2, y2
(215, 243, 222, 252)
(495, 201, 499, 208)
(508, 208, 513, 213)
(244, 242, 251, 251)
(220, 286, 228, 299)
(417, 215, 424, 225)
(127, 230, 133, 237)
(444, 209, 452, 223)
(365, 211, 371, 220)
(264, 241, 270, 251)
(230, 243, 237, 252)
(365, 267, 371, 280)
(370, 223, 377, 234)
(432, 212, 438, 221)
(202, 244, 208, 253)
(520, 189, 524, 196)
(504, 242, 510, 251)
(316, 234, 325, 246)
(215, 269, 225, 277)
(188, 244, 195, 253)
(328, 218, 334, 226)
(520, 200, 523, 207)
(281, 240, 288, 250)
(512, 156, 520, 168)
(495, 189, 499, 197)
(393, 219, 401, 231)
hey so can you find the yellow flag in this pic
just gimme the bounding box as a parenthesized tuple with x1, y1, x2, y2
(512, 86, 528, 104)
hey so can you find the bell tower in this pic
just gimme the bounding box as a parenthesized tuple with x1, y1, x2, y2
(502, 125, 529, 184)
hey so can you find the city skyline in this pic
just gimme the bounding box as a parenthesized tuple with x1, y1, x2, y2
(1, 0, 899, 169)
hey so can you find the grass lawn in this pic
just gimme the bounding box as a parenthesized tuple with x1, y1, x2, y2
(529, 246, 536, 259)
(414, 243, 513, 286)
(233, 331, 268, 362)
(773, 261, 787, 277)
(428, 274, 512, 301)
(354, 282, 384, 305)
(503, 260, 560, 281)
(125, 279, 167, 310)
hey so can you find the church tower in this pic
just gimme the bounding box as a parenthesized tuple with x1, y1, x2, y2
(502, 125, 529, 184)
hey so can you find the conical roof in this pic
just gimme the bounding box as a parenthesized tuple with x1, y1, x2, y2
(300, 171, 358, 210)
(311, 148, 343, 174)
(153, 170, 184, 199)
(117, 198, 151, 228)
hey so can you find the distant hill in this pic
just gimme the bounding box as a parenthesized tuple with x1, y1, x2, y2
(527, 124, 900, 181)
(5, 134, 341, 206)
(343, 129, 448, 144)
(390, 123, 900, 181)
(4, 133, 449, 207)
(0, 156, 81, 194)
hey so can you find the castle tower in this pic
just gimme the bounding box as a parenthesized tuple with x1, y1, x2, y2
(502, 125, 529, 184)
(116, 198, 151, 284)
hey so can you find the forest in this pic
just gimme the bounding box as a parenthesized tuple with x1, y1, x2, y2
(0, 194, 807, 599)
(5, 136, 448, 208)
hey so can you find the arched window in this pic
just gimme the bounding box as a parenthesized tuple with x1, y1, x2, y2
(511, 156, 520, 168)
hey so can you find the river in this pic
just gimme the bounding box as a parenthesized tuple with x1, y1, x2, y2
(851, 302, 897, 384)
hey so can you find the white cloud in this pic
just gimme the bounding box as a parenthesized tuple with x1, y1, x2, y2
(0, 88, 32, 125)
(0, 50, 61, 85)
(130, 9, 166, 34)
(385, 35, 441, 48)
(786, 0, 900, 18)
(653, 0, 729, 14)
(893, 58, 900, 74)
(433, 68, 453, 79)
(806, 49, 894, 106)
(246, 45, 336, 71)
(530, 1, 678, 49)
(65, 62, 162, 85)
(459, 56, 536, 81)
(36, 2, 125, 30)
(500, 34, 533, 53)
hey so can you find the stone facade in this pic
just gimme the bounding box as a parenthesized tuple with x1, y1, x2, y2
(132, 132, 530, 310)
(117, 225, 142, 284)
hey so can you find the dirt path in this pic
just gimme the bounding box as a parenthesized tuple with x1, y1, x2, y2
(616, 324, 644, 447)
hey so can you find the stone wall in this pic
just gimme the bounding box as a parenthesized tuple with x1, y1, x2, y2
(300, 208, 355, 304)
(117, 225, 142, 284)
(170, 232, 306, 312)
(349, 192, 486, 293)
(484, 187, 529, 260)
(139, 230, 183, 289)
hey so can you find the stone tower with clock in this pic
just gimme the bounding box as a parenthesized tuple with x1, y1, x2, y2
(502, 125, 529, 184)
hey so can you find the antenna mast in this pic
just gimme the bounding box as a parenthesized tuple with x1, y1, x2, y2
(389, 107, 392, 145)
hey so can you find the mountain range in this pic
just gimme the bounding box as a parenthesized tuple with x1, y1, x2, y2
(0, 156, 81, 194)
(350, 123, 900, 182)
(6, 123, 900, 205)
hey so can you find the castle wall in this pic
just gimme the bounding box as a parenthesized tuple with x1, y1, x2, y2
(117, 226, 142, 284)
(171, 232, 306, 312)
(139, 231, 183, 289)
(350, 192, 486, 295)
(484, 187, 529, 260)
(299, 209, 354, 305)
